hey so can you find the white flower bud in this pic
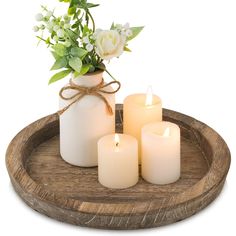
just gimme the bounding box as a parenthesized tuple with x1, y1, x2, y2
(53, 36, 59, 42)
(40, 24, 45, 30)
(82, 36, 90, 44)
(46, 11, 53, 17)
(33, 26, 39, 32)
(64, 24, 70, 29)
(57, 29, 64, 38)
(53, 25, 60, 31)
(35, 13, 43, 21)
(63, 14, 69, 20)
(86, 43, 94, 52)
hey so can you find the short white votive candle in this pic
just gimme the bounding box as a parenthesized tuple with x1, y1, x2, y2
(141, 121, 181, 185)
(98, 133, 138, 189)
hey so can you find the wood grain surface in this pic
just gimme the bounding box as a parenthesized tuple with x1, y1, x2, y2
(5, 104, 231, 229)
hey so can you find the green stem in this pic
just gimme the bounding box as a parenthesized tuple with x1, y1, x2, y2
(87, 10, 95, 32)
(105, 69, 117, 81)
(36, 36, 54, 45)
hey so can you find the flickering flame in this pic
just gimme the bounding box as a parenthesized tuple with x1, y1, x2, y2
(163, 127, 170, 137)
(145, 86, 153, 106)
(115, 134, 120, 147)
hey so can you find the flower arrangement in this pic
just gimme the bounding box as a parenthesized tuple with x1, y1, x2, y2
(33, 0, 143, 84)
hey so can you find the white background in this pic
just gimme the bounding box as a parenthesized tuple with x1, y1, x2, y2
(0, 0, 235, 235)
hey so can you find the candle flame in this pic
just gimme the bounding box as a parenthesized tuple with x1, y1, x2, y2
(163, 127, 170, 137)
(115, 134, 120, 147)
(145, 86, 153, 106)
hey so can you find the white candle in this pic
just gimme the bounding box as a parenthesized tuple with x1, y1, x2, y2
(123, 87, 162, 162)
(141, 121, 181, 185)
(98, 133, 138, 189)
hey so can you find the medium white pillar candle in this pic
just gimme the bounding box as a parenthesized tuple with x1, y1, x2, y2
(98, 134, 138, 189)
(123, 88, 162, 162)
(141, 121, 181, 185)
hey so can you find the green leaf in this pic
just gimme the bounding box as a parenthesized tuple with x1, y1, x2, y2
(69, 0, 79, 8)
(72, 22, 79, 29)
(96, 63, 106, 71)
(52, 43, 67, 57)
(70, 47, 88, 58)
(48, 69, 71, 84)
(80, 64, 90, 75)
(50, 57, 67, 70)
(51, 51, 60, 60)
(87, 3, 100, 8)
(127, 26, 144, 41)
(68, 6, 77, 15)
(124, 46, 132, 52)
(69, 57, 82, 73)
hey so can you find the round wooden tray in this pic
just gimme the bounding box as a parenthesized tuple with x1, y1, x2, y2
(6, 104, 230, 230)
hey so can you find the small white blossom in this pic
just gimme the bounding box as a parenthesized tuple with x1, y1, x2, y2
(53, 25, 60, 31)
(53, 36, 59, 42)
(35, 13, 44, 21)
(33, 26, 39, 32)
(64, 24, 70, 29)
(86, 43, 94, 52)
(57, 29, 64, 38)
(82, 36, 90, 44)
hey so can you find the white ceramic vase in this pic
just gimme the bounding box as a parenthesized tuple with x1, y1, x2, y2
(59, 71, 115, 167)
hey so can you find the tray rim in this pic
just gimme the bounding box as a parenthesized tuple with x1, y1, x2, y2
(5, 105, 231, 218)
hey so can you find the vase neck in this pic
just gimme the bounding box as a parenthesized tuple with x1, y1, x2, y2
(72, 71, 103, 87)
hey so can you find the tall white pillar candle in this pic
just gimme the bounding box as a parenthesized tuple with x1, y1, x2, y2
(59, 71, 115, 167)
(141, 121, 181, 185)
(98, 134, 138, 189)
(123, 89, 162, 162)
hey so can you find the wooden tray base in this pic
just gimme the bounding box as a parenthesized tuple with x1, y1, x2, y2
(6, 104, 230, 229)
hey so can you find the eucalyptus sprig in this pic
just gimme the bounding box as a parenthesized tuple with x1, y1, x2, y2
(34, 0, 143, 84)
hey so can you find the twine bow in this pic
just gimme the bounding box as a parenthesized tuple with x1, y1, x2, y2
(58, 78, 121, 116)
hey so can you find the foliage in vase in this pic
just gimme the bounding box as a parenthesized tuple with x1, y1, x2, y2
(33, 0, 143, 84)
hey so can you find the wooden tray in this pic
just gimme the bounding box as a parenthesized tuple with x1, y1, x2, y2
(6, 104, 230, 230)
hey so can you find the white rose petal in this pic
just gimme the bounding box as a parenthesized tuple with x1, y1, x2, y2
(95, 30, 126, 60)
(123, 23, 130, 29)
(35, 13, 43, 21)
(125, 29, 133, 37)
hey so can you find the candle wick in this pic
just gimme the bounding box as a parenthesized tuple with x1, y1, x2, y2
(115, 142, 119, 147)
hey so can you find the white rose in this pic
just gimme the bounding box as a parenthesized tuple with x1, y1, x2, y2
(95, 30, 126, 60)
